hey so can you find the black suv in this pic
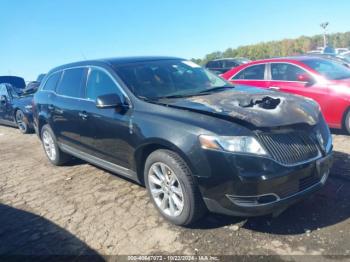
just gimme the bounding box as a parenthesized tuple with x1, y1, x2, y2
(205, 58, 251, 74)
(33, 57, 332, 226)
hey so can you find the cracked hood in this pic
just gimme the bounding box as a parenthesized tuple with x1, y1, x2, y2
(159, 86, 321, 128)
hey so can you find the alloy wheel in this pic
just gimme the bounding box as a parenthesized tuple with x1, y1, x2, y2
(42, 130, 57, 161)
(16, 111, 26, 132)
(148, 162, 184, 217)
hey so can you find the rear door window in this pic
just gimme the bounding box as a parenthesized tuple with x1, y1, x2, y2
(56, 68, 86, 98)
(233, 64, 266, 80)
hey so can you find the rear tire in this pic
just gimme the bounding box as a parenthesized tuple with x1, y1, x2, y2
(345, 110, 350, 135)
(15, 110, 29, 134)
(41, 124, 70, 166)
(144, 149, 206, 226)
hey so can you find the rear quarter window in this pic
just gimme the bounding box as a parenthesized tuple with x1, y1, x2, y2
(42, 72, 61, 91)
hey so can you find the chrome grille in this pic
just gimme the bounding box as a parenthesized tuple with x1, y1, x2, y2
(257, 132, 320, 165)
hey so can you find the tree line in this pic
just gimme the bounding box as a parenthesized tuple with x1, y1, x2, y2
(191, 31, 350, 65)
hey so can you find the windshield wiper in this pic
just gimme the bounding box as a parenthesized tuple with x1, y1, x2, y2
(158, 93, 200, 99)
(153, 86, 234, 100)
(197, 85, 233, 94)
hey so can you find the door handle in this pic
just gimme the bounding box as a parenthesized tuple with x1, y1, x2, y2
(269, 86, 280, 90)
(79, 111, 88, 120)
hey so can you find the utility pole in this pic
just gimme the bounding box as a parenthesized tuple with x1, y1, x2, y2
(320, 22, 329, 48)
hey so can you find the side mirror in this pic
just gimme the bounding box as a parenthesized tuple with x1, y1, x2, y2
(0, 95, 7, 105)
(297, 73, 315, 86)
(96, 94, 126, 109)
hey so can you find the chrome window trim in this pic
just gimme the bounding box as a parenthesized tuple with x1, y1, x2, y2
(230, 62, 267, 81)
(40, 65, 133, 107)
(230, 61, 319, 83)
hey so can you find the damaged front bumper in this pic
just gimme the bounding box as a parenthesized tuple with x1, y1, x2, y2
(196, 150, 333, 217)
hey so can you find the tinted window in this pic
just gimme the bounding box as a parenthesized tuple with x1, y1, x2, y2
(271, 63, 307, 81)
(86, 69, 123, 101)
(206, 61, 221, 68)
(56, 68, 86, 98)
(224, 60, 238, 68)
(0, 84, 9, 97)
(233, 64, 265, 80)
(42, 72, 61, 91)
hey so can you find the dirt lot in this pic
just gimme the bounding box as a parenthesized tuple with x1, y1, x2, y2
(0, 125, 349, 259)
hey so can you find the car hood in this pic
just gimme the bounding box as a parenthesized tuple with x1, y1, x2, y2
(158, 86, 320, 128)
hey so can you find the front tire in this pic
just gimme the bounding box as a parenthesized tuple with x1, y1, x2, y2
(144, 149, 206, 226)
(345, 110, 350, 135)
(41, 124, 70, 166)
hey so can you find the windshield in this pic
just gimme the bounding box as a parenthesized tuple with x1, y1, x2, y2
(114, 60, 232, 100)
(303, 59, 350, 80)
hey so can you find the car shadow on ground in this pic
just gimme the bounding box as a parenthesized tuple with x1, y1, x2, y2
(0, 204, 104, 260)
(193, 151, 350, 234)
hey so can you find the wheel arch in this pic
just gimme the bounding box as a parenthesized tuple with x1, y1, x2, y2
(13, 107, 20, 123)
(343, 106, 350, 131)
(133, 139, 197, 185)
(37, 115, 49, 138)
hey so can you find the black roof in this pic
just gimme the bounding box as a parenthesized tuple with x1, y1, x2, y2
(49, 56, 183, 73)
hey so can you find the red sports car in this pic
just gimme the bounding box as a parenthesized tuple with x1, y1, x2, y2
(221, 56, 350, 134)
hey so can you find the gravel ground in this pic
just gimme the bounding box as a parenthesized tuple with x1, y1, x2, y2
(0, 125, 349, 260)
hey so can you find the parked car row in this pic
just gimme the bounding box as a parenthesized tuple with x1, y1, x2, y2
(0, 75, 45, 133)
(205, 57, 251, 74)
(0, 55, 339, 226)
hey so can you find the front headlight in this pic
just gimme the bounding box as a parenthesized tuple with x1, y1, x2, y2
(199, 135, 268, 155)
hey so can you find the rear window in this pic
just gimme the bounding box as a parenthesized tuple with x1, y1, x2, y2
(56, 68, 86, 98)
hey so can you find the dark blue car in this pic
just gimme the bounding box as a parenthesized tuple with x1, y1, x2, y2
(0, 76, 34, 134)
